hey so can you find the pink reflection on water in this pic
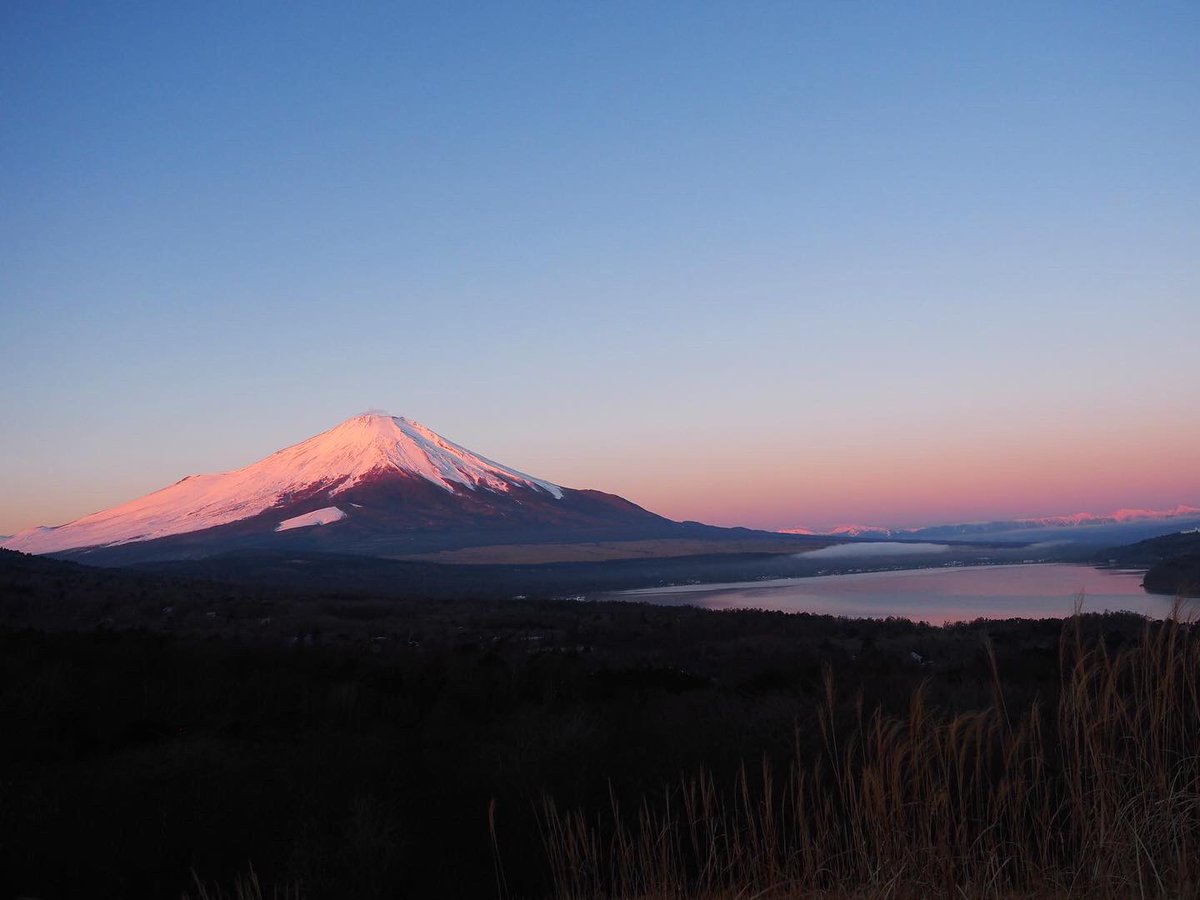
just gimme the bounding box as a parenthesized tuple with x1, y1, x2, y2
(619, 565, 1187, 626)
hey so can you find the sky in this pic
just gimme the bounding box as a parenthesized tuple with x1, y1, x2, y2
(1, 1, 1198, 535)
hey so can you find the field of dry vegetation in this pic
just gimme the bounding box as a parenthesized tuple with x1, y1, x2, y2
(538, 605, 1200, 900)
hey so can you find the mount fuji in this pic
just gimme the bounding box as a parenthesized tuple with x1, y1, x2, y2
(3, 412, 708, 564)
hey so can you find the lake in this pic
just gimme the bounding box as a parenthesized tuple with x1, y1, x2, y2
(610, 563, 1190, 625)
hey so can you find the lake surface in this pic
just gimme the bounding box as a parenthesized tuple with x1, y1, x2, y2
(611, 564, 1190, 625)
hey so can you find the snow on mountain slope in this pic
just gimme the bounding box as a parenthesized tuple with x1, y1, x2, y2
(780, 525, 895, 537)
(3, 413, 564, 555)
(275, 506, 348, 532)
(1018, 506, 1200, 527)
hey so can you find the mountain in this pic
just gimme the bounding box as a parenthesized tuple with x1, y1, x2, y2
(2, 412, 707, 564)
(783, 506, 1200, 545)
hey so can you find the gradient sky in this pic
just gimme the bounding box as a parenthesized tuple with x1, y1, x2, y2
(2, 2, 1198, 535)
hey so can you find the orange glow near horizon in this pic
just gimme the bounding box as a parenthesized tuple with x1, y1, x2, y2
(2, 413, 1197, 537)
(546, 415, 1200, 531)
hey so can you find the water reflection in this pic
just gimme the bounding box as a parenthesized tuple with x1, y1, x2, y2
(612, 564, 1191, 625)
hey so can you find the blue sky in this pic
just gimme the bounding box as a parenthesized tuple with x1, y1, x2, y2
(2, 2, 1198, 533)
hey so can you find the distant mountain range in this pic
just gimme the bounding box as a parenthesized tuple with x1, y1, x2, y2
(3, 413, 752, 564)
(783, 506, 1200, 545)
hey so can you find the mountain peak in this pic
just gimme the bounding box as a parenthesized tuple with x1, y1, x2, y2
(303, 413, 563, 499)
(342, 409, 410, 430)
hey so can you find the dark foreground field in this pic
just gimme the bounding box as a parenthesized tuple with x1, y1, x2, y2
(1, 549, 1196, 899)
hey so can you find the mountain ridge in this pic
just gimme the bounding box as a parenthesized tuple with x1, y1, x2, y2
(782, 505, 1200, 541)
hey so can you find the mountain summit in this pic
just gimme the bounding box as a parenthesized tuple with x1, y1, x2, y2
(3, 412, 678, 562)
(236, 411, 565, 501)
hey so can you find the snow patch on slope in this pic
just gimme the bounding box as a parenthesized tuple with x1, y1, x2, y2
(275, 506, 348, 532)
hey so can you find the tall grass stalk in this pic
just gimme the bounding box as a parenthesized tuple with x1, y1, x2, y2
(541, 607, 1200, 899)
(182, 868, 303, 900)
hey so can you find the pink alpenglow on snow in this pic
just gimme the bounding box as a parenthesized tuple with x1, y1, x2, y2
(2, 413, 564, 555)
(1020, 506, 1200, 527)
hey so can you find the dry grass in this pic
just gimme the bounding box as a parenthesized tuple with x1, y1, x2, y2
(540, 603, 1200, 899)
(182, 868, 303, 900)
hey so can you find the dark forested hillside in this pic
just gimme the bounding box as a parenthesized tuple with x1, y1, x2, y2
(1105, 531, 1200, 597)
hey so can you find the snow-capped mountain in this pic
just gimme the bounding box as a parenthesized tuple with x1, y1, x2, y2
(782, 505, 1200, 544)
(3, 412, 681, 562)
(1011, 506, 1200, 528)
(779, 524, 899, 537)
